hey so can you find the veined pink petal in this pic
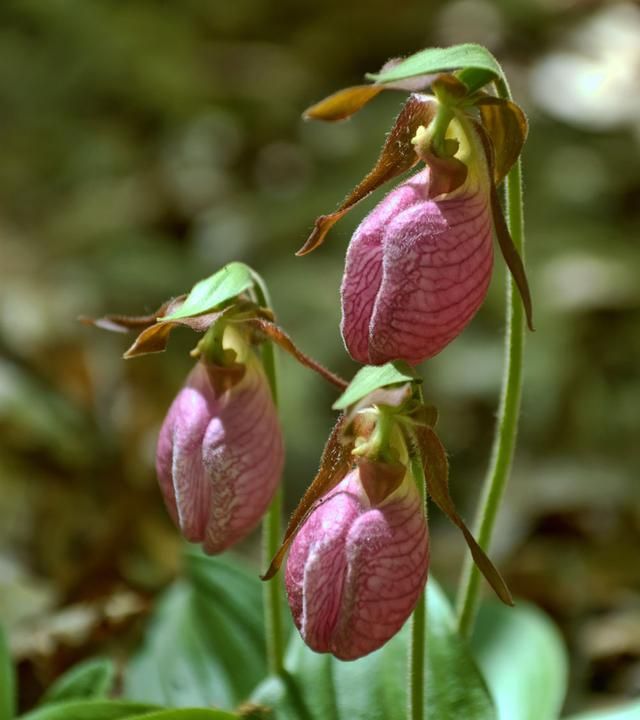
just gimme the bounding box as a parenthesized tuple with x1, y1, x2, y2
(156, 356, 284, 553)
(201, 359, 284, 553)
(156, 363, 218, 541)
(285, 467, 429, 661)
(341, 165, 494, 366)
(340, 177, 427, 364)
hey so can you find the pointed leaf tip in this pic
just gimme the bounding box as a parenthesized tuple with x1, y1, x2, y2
(333, 362, 419, 410)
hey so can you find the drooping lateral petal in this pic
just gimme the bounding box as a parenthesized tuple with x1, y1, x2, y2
(298, 94, 438, 256)
(261, 415, 353, 581)
(414, 424, 513, 606)
(472, 118, 534, 331)
(245, 318, 347, 390)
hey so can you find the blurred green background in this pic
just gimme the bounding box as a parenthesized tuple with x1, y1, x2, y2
(1, 0, 639, 714)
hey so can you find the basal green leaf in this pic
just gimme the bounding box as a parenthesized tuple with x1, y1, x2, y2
(252, 578, 496, 720)
(162, 263, 254, 321)
(123, 551, 268, 710)
(0, 626, 15, 720)
(130, 710, 238, 719)
(564, 701, 640, 720)
(18, 700, 158, 720)
(332, 362, 419, 410)
(40, 658, 115, 705)
(471, 602, 568, 720)
(366, 44, 502, 89)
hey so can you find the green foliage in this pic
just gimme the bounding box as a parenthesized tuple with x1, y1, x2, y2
(162, 263, 255, 321)
(123, 551, 267, 710)
(332, 362, 419, 410)
(471, 602, 568, 720)
(133, 712, 238, 719)
(18, 701, 160, 720)
(366, 43, 502, 92)
(564, 702, 640, 720)
(0, 626, 15, 720)
(40, 658, 115, 705)
(252, 579, 496, 720)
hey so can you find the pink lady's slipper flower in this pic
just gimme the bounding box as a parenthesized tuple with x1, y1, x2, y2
(341, 120, 493, 366)
(156, 337, 284, 554)
(300, 83, 532, 367)
(285, 463, 428, 661)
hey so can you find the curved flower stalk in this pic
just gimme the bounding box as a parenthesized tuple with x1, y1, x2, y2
(286, 462, 428, 660)
(156, 328, 284, 554)
(341, 117, 493, 365)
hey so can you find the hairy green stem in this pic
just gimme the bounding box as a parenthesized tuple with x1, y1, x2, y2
(455, 76, 526, 638)
(408, 451, 427, 720)
(253, 277, 286, 676)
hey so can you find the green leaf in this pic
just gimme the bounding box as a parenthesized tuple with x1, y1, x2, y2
(40, 658, 115, 704)
(366, 44, 502, 91)
(123, 551, 269, 710)
(332, 362, 419, 410)
(564, 701, 640, 720)
(129, 711, 238, 719)
(162, 262, 255, 321)
(0, 625, 15, 720)
(18, 700, 159, 720)
(252, 578, 496, 720)
(471, 601, 568, 720)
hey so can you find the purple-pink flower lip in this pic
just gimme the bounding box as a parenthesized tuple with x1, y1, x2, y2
(340, 164, 494, 366)
(156, 345, 284, 554)
(285, 464, 428, 661)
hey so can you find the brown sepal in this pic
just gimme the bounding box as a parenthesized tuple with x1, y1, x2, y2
(414, 425, 514, 606)
(359, 458, 406, 505)
(244, 317, 347, 390)
(303, 56, 439, 123)
(124, 309, 229, 359)
(472, 120, 534, 332)
(297, 94, 438, 255)
(78, 296, 186, 333)
(475, 96, 528, 186)
(261, 415, 354, 581)
(304, 85, 385, 122)
(81, 296, 232, 358)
